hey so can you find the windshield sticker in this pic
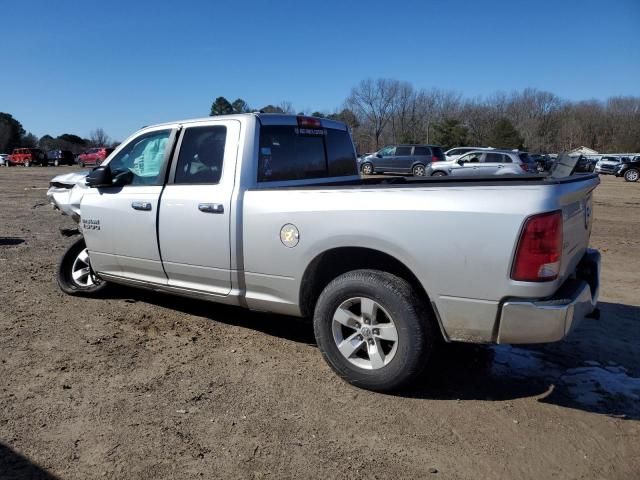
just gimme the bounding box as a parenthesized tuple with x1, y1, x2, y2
(295, 128, 326, 136)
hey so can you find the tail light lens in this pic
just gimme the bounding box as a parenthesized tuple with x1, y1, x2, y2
(431, 155, 440, 162)
(297, 116, 322, 128)
(511, 210, 563, 282)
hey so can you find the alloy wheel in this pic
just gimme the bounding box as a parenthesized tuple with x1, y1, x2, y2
(331, 297, 399, 370)
(71, 248, 100, 287)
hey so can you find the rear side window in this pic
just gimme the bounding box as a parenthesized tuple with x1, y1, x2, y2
(413, 146, 429, 156)
(431, 147, 445, 160)
(258, 125, 357, 182)
(485, 152, 508, 163)
(395, 146, 412, 156)
(174, 126, 227, 184)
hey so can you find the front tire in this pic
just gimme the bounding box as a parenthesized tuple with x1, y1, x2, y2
(361, 163, 373, 175)
(624, 169, 639, 182)
(57, 237, 107, 295)
(431, 171, 447, 176)
(24, 160, 31, 167)
(313, 269, 435, 392)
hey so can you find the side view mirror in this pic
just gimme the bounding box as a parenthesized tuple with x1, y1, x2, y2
(86, 165, 113, 188)
(376, 153, 382, 158)
(457, 159, 465, 166)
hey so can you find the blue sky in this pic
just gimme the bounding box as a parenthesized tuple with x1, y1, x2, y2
(1, 0, 638, 141)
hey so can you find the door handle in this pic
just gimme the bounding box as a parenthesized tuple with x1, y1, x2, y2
(131, 201, 152, 211)
(198, 203, 224, 214)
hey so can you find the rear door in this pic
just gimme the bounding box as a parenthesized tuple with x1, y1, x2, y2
(478, 152, 504, 175)
(157, 120, 240, 295)
(392, 146, 413, 172)
(81, 127, 176, 283)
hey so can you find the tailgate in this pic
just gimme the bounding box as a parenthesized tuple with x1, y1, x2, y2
(556, 175, 598, 281)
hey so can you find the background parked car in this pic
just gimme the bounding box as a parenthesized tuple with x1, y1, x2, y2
(46, 149, 75, 166)
(428, 149, 537, 176)
(8, 148, 47, 167)
(615, 156, 640, 182)
(0, 153, 8, 166)
(595, 156, 623, 174)
(573, 155, 596, 173)
(77, 147, 114, 167)
(444, 146, 494, 161)
(358, 144, 445, 176)
(530, 153, 555, 172)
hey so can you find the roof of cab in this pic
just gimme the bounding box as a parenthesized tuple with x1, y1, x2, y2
(143, 113, 347, 132)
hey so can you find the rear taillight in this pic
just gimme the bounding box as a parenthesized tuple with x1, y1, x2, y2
(520, 163, 529, 172)
(511, 210, 563, 282)
(431, 155, 440, 162)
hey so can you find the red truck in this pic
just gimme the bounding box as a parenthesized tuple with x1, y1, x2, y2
(77, 147, 114, 167)
(8, 148, 47, 167)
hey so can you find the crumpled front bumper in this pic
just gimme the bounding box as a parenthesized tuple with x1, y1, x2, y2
(497, 249, 600, 344)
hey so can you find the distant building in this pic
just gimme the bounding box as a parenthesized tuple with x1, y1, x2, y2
(568, 146, 598, 156)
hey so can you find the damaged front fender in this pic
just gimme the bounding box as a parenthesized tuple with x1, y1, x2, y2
(46, 171, 90, 223)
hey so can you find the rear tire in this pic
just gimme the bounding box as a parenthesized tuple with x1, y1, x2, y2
(24, 160, 31, 167)
(412, 164, 426, 176)
(79, 161, 85, 168)
(57, 237, 107, 295)
(54, 159, 59, 167)
(624, 169, 639, 182)
(313, 269, 435, 392)
(431, 171, 447, 176)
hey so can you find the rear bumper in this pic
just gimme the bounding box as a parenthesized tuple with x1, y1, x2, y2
(497, 249, 600, 344)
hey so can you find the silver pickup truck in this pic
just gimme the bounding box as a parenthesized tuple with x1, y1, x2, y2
(47, 113, 601, 392)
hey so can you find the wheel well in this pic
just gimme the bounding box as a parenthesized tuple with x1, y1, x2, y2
(299, 247, 431, 318)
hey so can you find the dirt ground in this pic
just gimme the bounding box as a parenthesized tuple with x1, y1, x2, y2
(1, 167, 639, 480)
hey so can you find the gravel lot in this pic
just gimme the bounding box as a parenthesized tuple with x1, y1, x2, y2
(1, 168, 639, 480)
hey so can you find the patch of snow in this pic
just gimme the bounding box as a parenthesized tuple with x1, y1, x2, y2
(561, 366, 640, 407)
(491, 346, 640, 412)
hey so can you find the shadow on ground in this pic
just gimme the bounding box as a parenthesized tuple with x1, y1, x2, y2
(107, 287, 640, 419)
(0, 237, 25, 246)
(0, 443, 59, 480)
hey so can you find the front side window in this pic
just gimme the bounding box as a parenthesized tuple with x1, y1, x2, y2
(174, 126, 227, 184)
(107, 130, 171, 186)
(378, 146, 395, 156)
(458, 152, 482, 163)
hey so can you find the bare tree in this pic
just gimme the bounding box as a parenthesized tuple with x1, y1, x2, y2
(346, 78, 400, 149)
(89, 128, 111, 147)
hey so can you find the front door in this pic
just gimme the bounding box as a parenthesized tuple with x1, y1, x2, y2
(81, 127, 176, 284)
(373, 146, 395, 172)
(449, 151, 483, 176)
(157, 121, 239, 295)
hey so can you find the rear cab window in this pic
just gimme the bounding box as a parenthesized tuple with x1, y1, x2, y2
(258, 124, 357, 182)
